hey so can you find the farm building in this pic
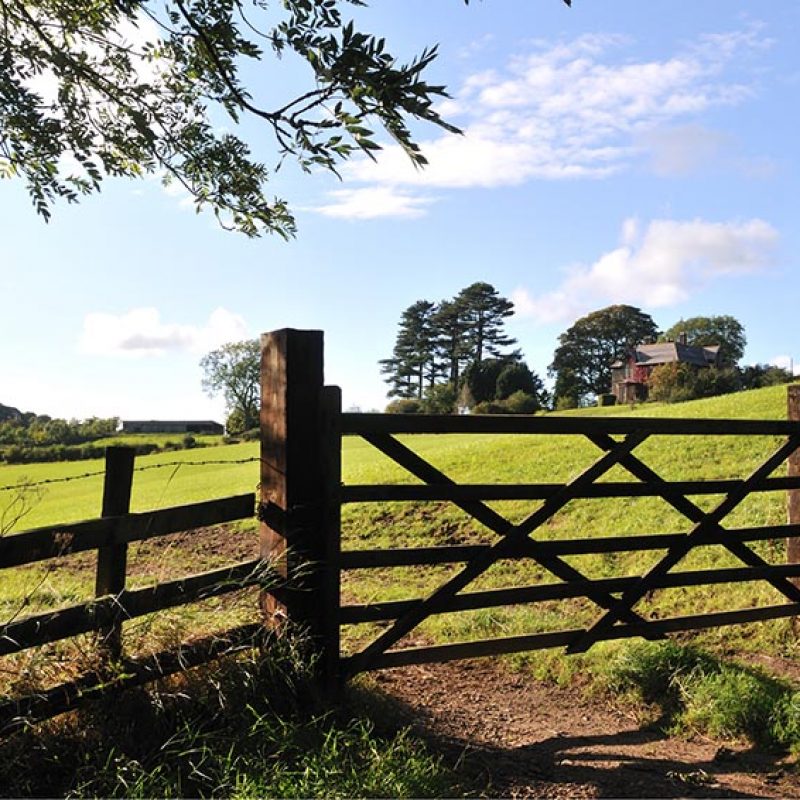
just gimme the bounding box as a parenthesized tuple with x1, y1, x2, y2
(611, 334, 720, 403)
(121, 420, 224, 435)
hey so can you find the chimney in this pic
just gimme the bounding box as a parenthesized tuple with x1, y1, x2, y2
(678, 332, 687, 345)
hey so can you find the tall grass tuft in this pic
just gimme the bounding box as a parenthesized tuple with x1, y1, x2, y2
(0, 639, 459, 799)
(605, 641, 800, 754)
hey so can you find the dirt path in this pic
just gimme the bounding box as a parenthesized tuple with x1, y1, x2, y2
(370, 659, 799, 798)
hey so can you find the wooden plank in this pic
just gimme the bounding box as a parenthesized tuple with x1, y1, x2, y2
(95, 447, 135, 659)
(0, 493, 255, 571)
(339, 526, 800, 569)
(259, 329, 327, 645)
(568, 434, 800, 653)
(341, 476, 800, 504)
(342, 413, 800, 437)
(788, 386, 800, 597)
(345, 603, 800, 674)
(341, 563, 800, 624)
(344, 431, 658, 677)
(0, 559, 265, 656)
(0, 622, 263, 735)
(321, 385, 342, 693)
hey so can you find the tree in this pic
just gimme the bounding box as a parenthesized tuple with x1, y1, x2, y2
(550, 305, 660, 404)
(432, 299, 471, 387)
(496, 361, 547, 407)
(1, 0, 463, 236)
(455, 282, 517, 363)
(739, 363, 794, 390)
(461, 358, 508, 406)
(200, 339, 259, 430)
(379, 300, 441, 398)
(661, 315, 747, 367)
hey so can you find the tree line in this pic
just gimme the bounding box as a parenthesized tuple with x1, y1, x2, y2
(198, 298, 794, 428)
(550, 304, 792, 407)
(379, 282, 548, 414)
(381, 298, 794, 414)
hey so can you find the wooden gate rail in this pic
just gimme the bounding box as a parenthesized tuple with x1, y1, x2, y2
(338, 410, 800, 677)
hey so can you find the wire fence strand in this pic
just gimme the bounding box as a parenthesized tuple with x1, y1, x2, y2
(0, 457, 261, 493)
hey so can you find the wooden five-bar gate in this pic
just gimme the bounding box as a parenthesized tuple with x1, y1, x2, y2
(2, 327, 800, 729)
(261, 329, 800, 689)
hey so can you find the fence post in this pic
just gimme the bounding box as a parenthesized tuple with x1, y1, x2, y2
(260, 329, 338, 688)
(95, 446, 135, 660)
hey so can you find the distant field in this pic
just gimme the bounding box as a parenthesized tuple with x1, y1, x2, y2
(0, 383, 794, 533)
(0, 442, 259, 531)
(91, 432, 225, 448)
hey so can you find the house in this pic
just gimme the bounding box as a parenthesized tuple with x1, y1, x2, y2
(121, 420, 225, 435)
(610, 334, 720, 403)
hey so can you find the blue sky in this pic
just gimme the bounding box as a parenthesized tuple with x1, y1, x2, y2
(1, 0, 799, 421)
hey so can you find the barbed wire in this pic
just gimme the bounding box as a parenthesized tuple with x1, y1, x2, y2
(0, 456, 261, 493)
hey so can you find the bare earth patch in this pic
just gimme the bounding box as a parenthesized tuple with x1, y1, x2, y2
(369, 659, 799, 798)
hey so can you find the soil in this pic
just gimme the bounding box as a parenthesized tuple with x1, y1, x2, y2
(369, 659, 800, 799)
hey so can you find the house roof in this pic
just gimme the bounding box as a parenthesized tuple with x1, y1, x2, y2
(630, 342, 719, 367)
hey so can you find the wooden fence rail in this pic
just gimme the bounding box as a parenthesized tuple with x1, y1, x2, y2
(0, 448, 260, 732)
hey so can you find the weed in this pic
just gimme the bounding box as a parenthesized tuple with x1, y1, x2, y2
(605, 641, 800, 752)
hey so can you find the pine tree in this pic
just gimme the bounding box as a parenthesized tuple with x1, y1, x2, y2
(432, 299, 471, 386)
(455, 282, 517, 363)
(379, 301, 440, 398)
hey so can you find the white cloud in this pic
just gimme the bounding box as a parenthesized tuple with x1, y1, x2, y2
(80, 307, 249, 357)
(314, 26, 769, 218)
(513, 217, 778, 324)
(312, 187, 434, 220)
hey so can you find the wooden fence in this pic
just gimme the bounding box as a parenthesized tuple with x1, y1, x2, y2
(0, 449, 262, 732)
(2, 328, 800, 730)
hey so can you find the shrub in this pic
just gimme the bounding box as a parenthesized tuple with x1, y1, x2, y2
(502, 390, 540, 414)
(385, 398, 424, 414)
(554, 395, 578, 411)
(422, 382, 457, 414)
(597, 393, 616, 407)
(648, 364, 740, 403)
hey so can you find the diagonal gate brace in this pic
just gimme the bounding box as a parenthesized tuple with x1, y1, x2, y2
(344, 430, 659, 676)
(567, 433, 800, 654)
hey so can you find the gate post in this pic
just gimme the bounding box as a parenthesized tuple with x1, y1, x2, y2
(259, 329, 340, 689)
(788, 386, 800, 599)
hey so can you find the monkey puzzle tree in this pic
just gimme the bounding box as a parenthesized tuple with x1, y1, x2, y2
(379, 300, 441, 398)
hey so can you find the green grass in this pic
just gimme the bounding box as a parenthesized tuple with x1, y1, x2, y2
(339, 384, 800, 663)
(605, 640, 800, 752)
(0, 642, 462, 799)
(91, 432, 224, 448)
(1, 383, 799, 722)
(0, 441, 259, 530)
(1, 384, 799, 794)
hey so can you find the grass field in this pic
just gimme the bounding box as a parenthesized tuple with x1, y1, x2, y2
(1, 384, 799, 792)
(1, 384, 799, 659)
